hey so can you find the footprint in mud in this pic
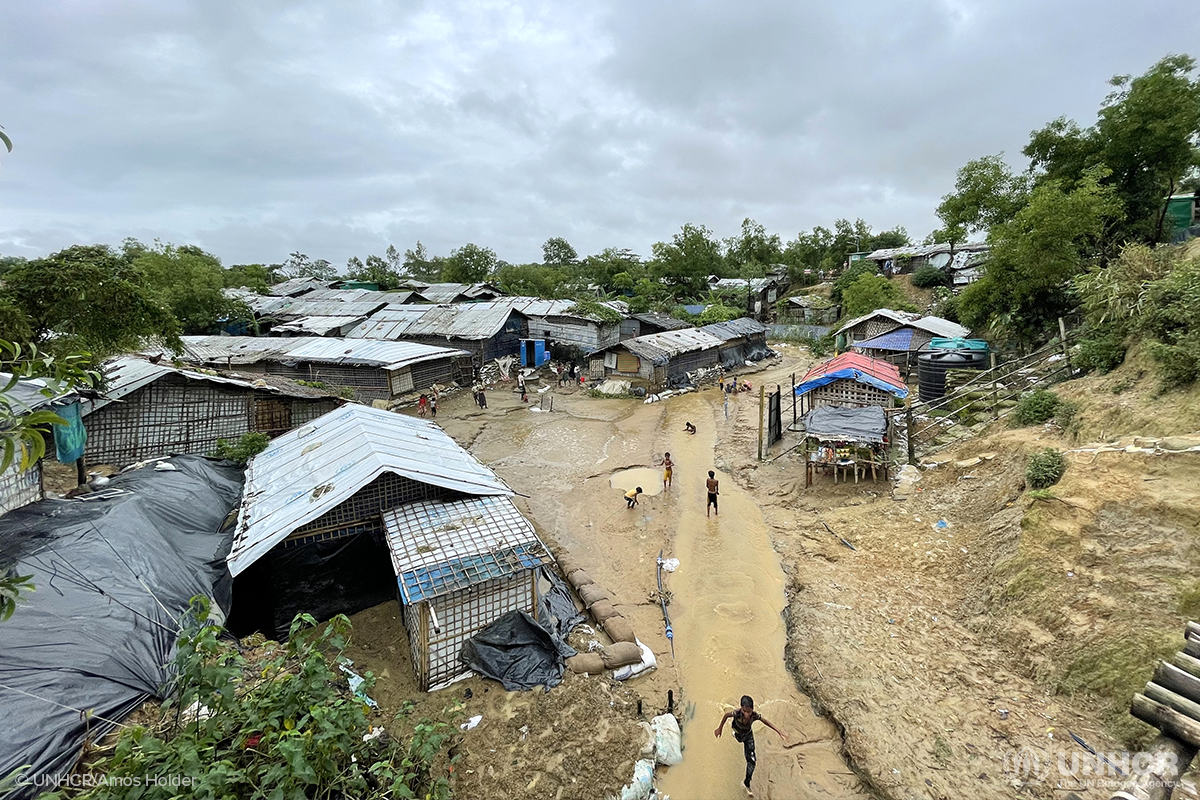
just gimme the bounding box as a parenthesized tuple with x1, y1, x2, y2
(713, 601, 754, 622)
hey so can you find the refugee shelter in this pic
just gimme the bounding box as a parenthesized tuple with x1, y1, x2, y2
(226, 405, 551, 690)
(0, 456, 243, 797)
(700, 317, 772, 368)
(348, 301, 529, 364)
(589, 328, 723, 389)
(794, 352, 908, 414)
(862, 242, 989, 275)
(710, 277, 780, 319)
(267, 277, 337, 297)
(850, 316, 972, 374)
(837, 309, 923, 344)
(417, 282, 506, 304)
(778, 295, 840, 326)
(161, 336, 471, 401)
(517, 299, 626, 354)
(78, 356, 343, 466)
(803, 405, 893, 486)
(620, 312, 691, 340)
(0, 376, 83, 515)
(385, 495, 552, 689)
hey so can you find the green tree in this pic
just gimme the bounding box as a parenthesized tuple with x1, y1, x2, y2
(281, 252, 337, 281)
(1, 245, 180, 356)
(442, 243, 497, 283)
(581, 247, 643, 288)
(494, 262, 570, 298)
(542, 237, 578, 267)
(840, 273, 915, 318)
(650, 223, 724, 296)
(1025, 55, 1200, 246)
(132, 241, 251, 334)
(959, 167, 1123, 344)
(402, 241, 443, 281)
(223, 263, 279, 293)
(935, 154, 1032, 237)
(345, 252, 403, 289)
(830, 261, 880, 304)
(725, 218, 782, 271)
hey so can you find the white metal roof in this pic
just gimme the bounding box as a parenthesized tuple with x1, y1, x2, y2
(156, 336, 467, 370)
(227, 405, 513, 576)
(836, 309, 970, 339)
(273, 315, 370, 336)
(347, 301, 525, 340)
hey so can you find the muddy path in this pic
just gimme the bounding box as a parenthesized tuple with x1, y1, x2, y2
(653, 394, 867, 800)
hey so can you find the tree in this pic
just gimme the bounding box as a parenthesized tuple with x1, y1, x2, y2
(935, 154, 1032, 236)
(840, 273, 915, 318)
(830, 261, 880, 304)
(581, 247, 643, 288)
(223, 263, 280, 294)
(542, 237, 578, 267)
(345, 253, 403, 289)
(132, 241, 251, 335)
(442, 243, 497, 283)
(494, 263, 570, 298)
(1024, 55, 1200, 246)
(650, 223, 724, 296)
(402, 241, 443, 281)
(1, 244, 180, 357)
(725, 218, 782, 271)
(281, 252, 337, 281)
(959, 167, 1123, 345)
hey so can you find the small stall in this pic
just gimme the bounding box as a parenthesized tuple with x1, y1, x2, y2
(803, 405, 891, 486)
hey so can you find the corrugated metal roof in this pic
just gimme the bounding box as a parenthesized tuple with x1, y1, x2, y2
(515, 298, 626, 322)
(786, 295, 835, 309)
(268, 277, 335, 297)
(273, 315, 370, 336)
(227, 405, 512, 576)
(348, 301, 525, 340)
(629, 312, 691, 331)
(700, 317, 768, 341)
(908, 315, 970, 339)
(266, 298, 390, 320)
(837, 308, 922, 332)
(385, 495, 550, 603)
(865, 242, 989, 261)
(278, 338, 469, 370)
(0, 375, 75, 413)
(296, 288, 383, 303)
(170, 336, 305, 364)
(712, 277, 773, 291)
(610, 328, 724, 366)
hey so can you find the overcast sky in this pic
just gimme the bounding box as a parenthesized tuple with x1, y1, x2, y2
(1, 1, 1197, 267)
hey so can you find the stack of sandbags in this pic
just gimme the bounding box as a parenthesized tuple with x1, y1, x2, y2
(566, 641, 643, 675)
(562, 562, 637, 645)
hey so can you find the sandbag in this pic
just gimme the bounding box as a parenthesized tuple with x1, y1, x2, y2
(637, 721, 656, 759)
(589, 598, 619, 623)
(578, 583, 609, 607)
(619, 759, 655, 800)
(651, 713, 682, 766)
(601, 641, 643, 669)
(556, 552, 583, 576)
(567, 569, 594, 589)
(602, 615, 636, 643)
(614, 639, 657, 682)
(566, 652, 605, 674)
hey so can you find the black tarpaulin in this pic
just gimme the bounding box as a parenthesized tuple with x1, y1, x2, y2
(804, 405, 888, 443)
(459, 610, 575, 692)
(0, 456, 243, 799)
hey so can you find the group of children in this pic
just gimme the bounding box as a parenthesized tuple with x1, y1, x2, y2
(622, 451, 719, 518)
(416, 393, 438, 418)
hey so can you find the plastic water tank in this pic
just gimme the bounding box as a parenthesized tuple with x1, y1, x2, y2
(917, 350, 987, 401)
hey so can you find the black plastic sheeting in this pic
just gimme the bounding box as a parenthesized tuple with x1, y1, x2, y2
(804, 405, 888, 443)
(226, 529, 397, 641)
(459, 609, 576, 692)
(0, 456, 243, 799)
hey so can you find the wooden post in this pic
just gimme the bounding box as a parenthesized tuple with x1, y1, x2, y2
(791, 372, 797, 428)
(75, 456, 87, 486)
(906, 405, 915, 465)
(1108, 731, 1196, 800)
(990, 352, 999, 419)
(1058, 317, 1071, 376)
(758, 385, 765, 461)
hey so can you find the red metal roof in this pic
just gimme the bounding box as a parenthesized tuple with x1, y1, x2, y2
(800, 352, 906, 391)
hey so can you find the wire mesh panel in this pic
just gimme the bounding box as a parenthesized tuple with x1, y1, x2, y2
(0, 459, 41, 516)
(415, 573, 534, 689)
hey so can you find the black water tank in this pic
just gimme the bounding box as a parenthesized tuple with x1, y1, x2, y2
(917, 350, 987, 401)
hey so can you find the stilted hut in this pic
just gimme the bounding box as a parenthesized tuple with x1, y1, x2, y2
(794, 352, 908, 415)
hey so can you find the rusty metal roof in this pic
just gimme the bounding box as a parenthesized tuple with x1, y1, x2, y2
(700, 317, 768, 341)
(607, 328, 724, 365)
(348, 301, 526, 340)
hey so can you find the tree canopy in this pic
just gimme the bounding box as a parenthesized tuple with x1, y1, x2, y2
(442, 243, 498, 283)
(129, 240, 251, 335)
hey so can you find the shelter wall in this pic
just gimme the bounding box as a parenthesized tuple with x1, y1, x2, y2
(0, 460, 42, 516)
(842, 319, 902, 342)
(407, 571, 535, 690)
(803, 379, 894, 412)
(665, 348, 720, 382)
(527, 317, 621, 353)
(265, 362, 389, 402)
(287, 472, 461, 545)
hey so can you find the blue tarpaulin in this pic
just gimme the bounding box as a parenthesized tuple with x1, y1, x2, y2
(854, 328, 915, 352)
(794, 369, 909, 399)
(52, 401, 87, 463)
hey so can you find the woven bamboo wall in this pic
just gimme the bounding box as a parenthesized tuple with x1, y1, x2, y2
(806, 378, 893, 411)
(0, 459, 42, 515)
(284, 473, 461, 547)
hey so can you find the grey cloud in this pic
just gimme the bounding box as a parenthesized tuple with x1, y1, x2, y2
(1, 0, 1198, 265)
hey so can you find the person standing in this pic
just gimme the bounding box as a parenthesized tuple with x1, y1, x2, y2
(706, 470, 719, 517)
(662, 452, 673, 490)
(517, 372, 528, 403)
(430, 395, 438, 418)
(477, 385, 488, 409)
(714, 695, 788, 796)
(417, 394, 428, 417)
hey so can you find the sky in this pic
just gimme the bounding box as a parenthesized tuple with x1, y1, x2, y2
(1, 1, 1198, 268)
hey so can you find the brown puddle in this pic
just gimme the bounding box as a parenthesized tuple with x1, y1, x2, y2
(610, 467, 667, 497)
(655, 395, 868, 800)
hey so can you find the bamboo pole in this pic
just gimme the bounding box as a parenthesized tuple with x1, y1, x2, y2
(758, 385, 765, 461)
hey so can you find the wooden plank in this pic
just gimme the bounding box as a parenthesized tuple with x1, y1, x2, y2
(1156, 662, 1200, 706)
(1173, 651, 1200, 680)
(1130, 693, 1200, 749)
(1145, 681, 1200, 723)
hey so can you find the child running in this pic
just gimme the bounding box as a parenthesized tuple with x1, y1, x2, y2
(714, 695, 788, 796)
(624, 486, 643, 508)
(662, 452, 673, 490)
(706, 470, 719, 517)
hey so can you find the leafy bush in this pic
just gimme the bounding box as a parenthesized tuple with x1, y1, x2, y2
(1026, 447, 1066, 489)
(45, 598, 456, 800)
(1012, 388, 1060, 426)
(927, 286, 960, 323)
(210, 432, 271, 466)
(567, 296, 623, 324)
(910, 265, 949, 288)
(830, 262, 880, 303)
(840, 273, 917, 319)
(1053, 400, 1079, 437)
(1075, 329, 1127, 374)
(1147, 339, 1200, 389)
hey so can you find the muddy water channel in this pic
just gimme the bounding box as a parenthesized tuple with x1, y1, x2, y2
(655, 395, 867, 800)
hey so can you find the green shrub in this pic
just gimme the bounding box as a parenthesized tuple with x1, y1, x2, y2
(42, 597, 457, 800)
(910, 265, 949, 288)
(210, 431, 271, 466)
(1012, 388, 1060, 426)
(1053, 400, 1078, 437)
(1026, 448, 1066, 489)
(1075, 329, 1127, 374)
(1148, 339, 1200, 390)
(928, 287, 960, 322)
